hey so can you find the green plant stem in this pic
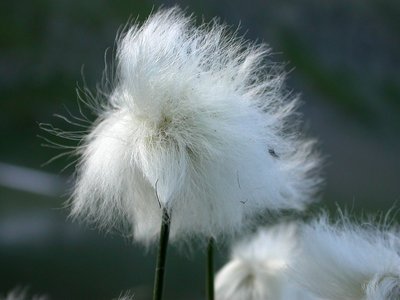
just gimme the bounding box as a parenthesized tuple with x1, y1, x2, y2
(152, 207, 171, 300)
(206, 237, 215, 300)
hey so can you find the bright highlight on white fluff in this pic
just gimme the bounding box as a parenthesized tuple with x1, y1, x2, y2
(215, 224, 319, 300)
(71, 7, 321, 243)
(290, 216, 400, 300)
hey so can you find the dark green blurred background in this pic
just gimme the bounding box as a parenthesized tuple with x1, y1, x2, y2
(1, 1, 399, 299)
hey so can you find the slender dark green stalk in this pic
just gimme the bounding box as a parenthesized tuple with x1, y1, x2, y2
(152, 207, 171, 300)
(206, 237, 215, 300)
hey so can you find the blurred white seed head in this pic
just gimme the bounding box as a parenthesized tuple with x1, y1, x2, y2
(215, 223, 319, 300)
(113, 290, 134, 300)
(70, 7, 322, 244)
(0, 287, 47, 300)
(290, 215, 400, 300)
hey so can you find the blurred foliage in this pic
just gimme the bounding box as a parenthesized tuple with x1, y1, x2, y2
(280, 30, 374, 122)
(0, 0, 154, 170)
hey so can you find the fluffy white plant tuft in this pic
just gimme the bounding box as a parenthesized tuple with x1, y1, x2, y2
(215, 223, 319, 300)
(290, 215, 400, 300)
(0, 287, 47, 300)
(71, 7, 321, 244)
(113, 290, 134, 300)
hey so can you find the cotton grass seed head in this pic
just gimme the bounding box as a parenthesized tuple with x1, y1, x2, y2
(70, 7, 322, 244)
(215, 223, 319, 300)
(289, 215, 400, 300)
(0, 287, 47, 300)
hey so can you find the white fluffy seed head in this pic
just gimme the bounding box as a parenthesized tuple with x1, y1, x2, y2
(0, 287, 47, 300)
(215, 224, 319, 300)
(113, 290, 134, 300)
(71, 7, 322, 244)
(290, 215, 400, 300)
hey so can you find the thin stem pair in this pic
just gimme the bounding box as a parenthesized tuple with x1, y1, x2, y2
(152, 208, 215, 300)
